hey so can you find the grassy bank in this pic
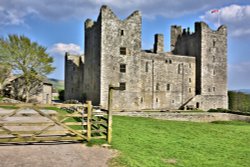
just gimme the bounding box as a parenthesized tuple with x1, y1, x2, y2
(111, 116, 250, 167)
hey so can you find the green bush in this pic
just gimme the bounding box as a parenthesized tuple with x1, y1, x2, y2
(58, 89, 64, 101)
(228, 91, 250, 113)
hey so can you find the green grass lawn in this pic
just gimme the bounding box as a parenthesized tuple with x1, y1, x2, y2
(111, 116, 250, 167)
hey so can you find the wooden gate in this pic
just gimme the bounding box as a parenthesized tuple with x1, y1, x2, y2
(0, 101, 111, 144)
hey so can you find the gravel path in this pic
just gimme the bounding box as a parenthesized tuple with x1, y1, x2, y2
(0, 143, 114, 167)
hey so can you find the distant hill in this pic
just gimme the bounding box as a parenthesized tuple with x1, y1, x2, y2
(48, 78, 64, 91)
(231, 89, 250, 94)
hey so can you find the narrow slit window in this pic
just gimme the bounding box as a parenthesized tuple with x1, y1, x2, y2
(178, 64, 181, 74)
(121, 30, 124, 36)
(169, 60, 172, 64)
(156, 98, 158, 102)
(189, 78, 191, 83)
(145, 62, 149, 72)
(120, 64, 126, 73)
(213, 40, 216, 47)
(213, 87, 215, 92)
(156, 83, 160, 91)
(189, 88, 191, 93)
(167, 84, 170, 91)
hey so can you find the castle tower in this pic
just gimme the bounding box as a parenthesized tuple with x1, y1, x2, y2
(83, 5, 142, 108)
(64, 52, 84, 100)
(154, 34, 164, 53)
(171, 22, 228, 109)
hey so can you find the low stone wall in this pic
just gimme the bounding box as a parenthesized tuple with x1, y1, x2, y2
(113, 112, 250, 122)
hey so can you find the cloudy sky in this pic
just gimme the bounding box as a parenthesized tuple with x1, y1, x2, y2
(1, 0, 250, 90)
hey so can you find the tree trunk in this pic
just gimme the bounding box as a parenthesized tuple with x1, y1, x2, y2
(24, 77, 30, 103)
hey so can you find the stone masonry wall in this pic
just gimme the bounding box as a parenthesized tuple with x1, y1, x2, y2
(83, 17, 101, 105)
(64, 54, 84, 100)
(171, 22, 228, 110)
(140, 53, 196, 110)
(100, 6, 142, 109)
(67, 6, 228, 111)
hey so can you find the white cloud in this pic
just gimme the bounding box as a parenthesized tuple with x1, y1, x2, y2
(48, 43, 82, 56)
(201, 4, 250, 37)
(0, 0, 236, 25)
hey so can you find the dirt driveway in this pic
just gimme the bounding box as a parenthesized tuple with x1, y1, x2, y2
(0, 143, 114, 167)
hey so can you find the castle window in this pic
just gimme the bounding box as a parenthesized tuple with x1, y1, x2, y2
(120, 64, 126, 73)
(169, 60, 172, 64)
(213, 56, 215, 62)
(178, 64, 182, 74)
(189, 88, 191, 93)
(156, 98, 158, 102)
(213, 40, 216, 47)
(213, 70, 216, 75)
(208, 88, 211, 92)
(189, 78, 191, 83)
(166, 84, 170, 91)
(189, 63, 191, 68)
(121, 30, 124, 36)
(145, 62, 149, 72)
(120, 47, 126, 55)
(196, 102, 200, 108)
(172, 100, 175, 103)
(156, 83, 160, 91)
(120, 82, 126, 90)
(141, 97, 143, 103)
(213, 87, 216, 92)
(165, 60, 168, 63)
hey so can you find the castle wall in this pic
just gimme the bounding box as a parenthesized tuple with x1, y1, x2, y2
(64, 54, 84, 100)
(65, 6, 228, 111)
(172, 22, 228, 110)
(171, 25, 201, 94)
(99, 6, 142, 109)
(83, 17, 102, 105)
(140, 53, 196, 110)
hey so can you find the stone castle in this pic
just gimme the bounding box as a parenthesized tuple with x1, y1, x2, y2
(65, 5, 228, 111)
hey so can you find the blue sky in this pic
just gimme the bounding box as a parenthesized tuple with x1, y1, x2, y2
(1, 0, 250, 90)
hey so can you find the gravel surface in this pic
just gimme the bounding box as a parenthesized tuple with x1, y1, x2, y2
(0, 143, 114, 167)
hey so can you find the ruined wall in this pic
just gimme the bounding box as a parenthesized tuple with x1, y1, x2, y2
(154, 34, 164, 53)
(42, 84, 52, 104)
(83, 18, 101, 105)
(99, 6, 142, 109)
(64, 54, 84, 100)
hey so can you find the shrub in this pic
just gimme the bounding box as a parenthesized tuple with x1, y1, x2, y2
(58, 89, 64, 101)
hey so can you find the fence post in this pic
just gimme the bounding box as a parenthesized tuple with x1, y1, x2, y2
(107, 85, 113, 144)
(87, 101, 92, 142)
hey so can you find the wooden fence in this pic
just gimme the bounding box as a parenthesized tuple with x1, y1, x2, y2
(0, 101, 112, 144)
